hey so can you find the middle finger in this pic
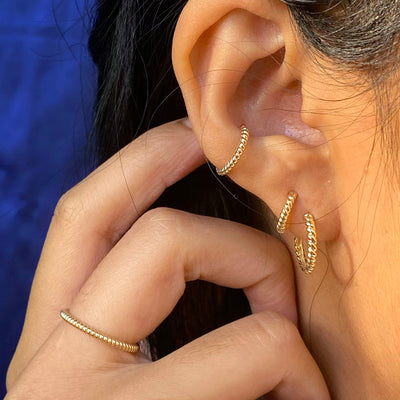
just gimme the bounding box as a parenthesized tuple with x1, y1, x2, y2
(65, 207, 296, 365)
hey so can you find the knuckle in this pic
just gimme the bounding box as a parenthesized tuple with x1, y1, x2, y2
(52, 189, 87, 227)
(128, 208, 189, 281)
(250, 311, 300, 351)
(135, 207, 185, 240)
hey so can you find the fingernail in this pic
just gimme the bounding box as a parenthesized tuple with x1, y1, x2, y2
(181, 117, 192, 129)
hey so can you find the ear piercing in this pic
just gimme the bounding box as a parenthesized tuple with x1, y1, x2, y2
(276, 192, 318, 275)
(215, 127, 317, 273)
(216, 125, 249, 176)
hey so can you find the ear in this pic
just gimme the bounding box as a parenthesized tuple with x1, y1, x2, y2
(172, 0, 340, 242)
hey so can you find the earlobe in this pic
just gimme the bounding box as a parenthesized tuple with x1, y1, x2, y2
(172, 0, 341, 243)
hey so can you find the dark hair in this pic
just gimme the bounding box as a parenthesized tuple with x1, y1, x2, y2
(88, 0, 400, 359)
(287, 0, 400, 73)
(288, 0, 400, 179)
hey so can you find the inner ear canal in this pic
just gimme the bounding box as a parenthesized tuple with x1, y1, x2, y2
(229, 48, 324, 145)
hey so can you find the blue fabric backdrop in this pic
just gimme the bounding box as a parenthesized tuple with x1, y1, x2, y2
(0, 1, 96, 395)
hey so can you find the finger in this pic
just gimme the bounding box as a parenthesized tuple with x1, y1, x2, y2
(6, 312, 327, 400)
(123, 312, 330, 400)
(64, 207, 296, 365)
(9, 120, 205, 383)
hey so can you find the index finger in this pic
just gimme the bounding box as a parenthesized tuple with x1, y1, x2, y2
(10, 119, 205, 381)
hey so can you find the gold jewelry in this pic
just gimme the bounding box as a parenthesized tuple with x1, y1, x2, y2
(60, 310, 139, 353)
(216, 125, 249, 176)
(294, 213, 318, 275)
(276, 191, 298, 233)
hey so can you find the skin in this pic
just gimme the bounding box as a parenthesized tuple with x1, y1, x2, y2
(6, 120, 329, 399)
(6, 0, 400, 398)
(172, 0, 400, 398)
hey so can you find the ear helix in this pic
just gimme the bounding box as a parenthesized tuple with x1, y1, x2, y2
(277, 192, 318, 275)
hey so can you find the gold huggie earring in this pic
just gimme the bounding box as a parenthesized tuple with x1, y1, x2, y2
(294, 213, 317, 275)
(276, 192, 318, 274)
(216, 125, 249, 176)
(276, 191, 298, 233)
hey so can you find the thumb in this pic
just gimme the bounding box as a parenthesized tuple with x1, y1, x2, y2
(123, 311, 330, 400)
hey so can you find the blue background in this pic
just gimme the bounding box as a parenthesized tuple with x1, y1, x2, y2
(0, 1, 96, 396)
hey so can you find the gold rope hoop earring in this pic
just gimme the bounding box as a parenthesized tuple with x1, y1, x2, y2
(276, 191, 298, 233)
(294, 213, 318, 275)
(216, 125, 249, 176)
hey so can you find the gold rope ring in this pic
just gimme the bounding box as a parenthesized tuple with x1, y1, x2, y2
(60, 310, 139, 353)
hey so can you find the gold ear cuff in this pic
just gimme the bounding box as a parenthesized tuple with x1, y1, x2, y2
(216, 125, 249, 176)
(276, 192, 318, 275)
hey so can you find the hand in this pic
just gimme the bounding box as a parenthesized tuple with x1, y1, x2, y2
(6, 119, 330, 399)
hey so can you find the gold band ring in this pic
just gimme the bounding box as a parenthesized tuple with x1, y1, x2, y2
(60, 310, 139, 353)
